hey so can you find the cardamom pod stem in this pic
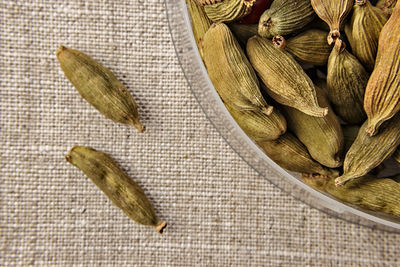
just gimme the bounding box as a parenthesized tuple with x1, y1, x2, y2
(364, 1, 400, 136)
(56, 46, 145, 132)
(66, 146, 167, 233)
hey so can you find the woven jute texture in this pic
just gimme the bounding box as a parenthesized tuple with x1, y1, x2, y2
(1, 1, 400, 266)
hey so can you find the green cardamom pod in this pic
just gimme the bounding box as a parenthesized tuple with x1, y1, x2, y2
(229, 23, 258, 46)
(56, 46, 145, 132)
(344, 0, 388, 72)
(203, 0, 255, 23)
(364, 1, 400, 136)
(66, 146, 167, 233)
(342, 125, 360, 154)
(247, 35, 328, 117)
(258, 0, 315, 38)
(225, 102, 286, 141)
(272, 30, 331, 66)
(335, 113, 400, 186)
(257, 133, 339, 177)
(303, 173, 400, 217)
(281, 87, 344, 168)
(202, 23, 273, 114)
(327, 39, 368, 124)
(186, 0, 212, 54)
(311, 0, 353, 44)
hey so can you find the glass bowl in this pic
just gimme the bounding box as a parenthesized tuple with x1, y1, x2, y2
(165, 0, 400, 232)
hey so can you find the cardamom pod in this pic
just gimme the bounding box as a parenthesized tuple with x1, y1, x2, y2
(246, 35, 328, 117)
(281, 87, 344, 168)
(303, 173, 400, 217)
(311, 0, 353, 44)
(364, 1, 400, 136)
(272, 30, 331, 66)
(186, 0, 212, 54)
(257, 133, 339, 177)
(258, 0, 315, 38)
(202, 23, 273, 114)
(225, 102, 286, 141)
(66, 146, 167, 233)
(326, 39, 368, 124)
(56, 46, 145, 132)
(344, 0, 388, 72)
(203, 0, 255, 23)
(229, 23, 258, 46)
(342, 125, 360, 154)
(335, 113, 400, 186)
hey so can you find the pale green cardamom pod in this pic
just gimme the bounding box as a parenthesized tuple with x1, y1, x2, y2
(56, 46, 145, 132)
(303, 173, 400, 218)
(272, 30, 331, 66)
(335, 113, 400, 186)
(258, 0, 315, 38)
(247, 35, 328, 117)
(225, 103, 286, 141)
(186, 0, 212, 55)
(66, 146, 167, 233)
(202, 23, 273, 115)
(344, 0, 388, 72)
(257, 133, 339, 178)
(327, 39, 368, 124)
(229, 23, 258, 46)
(203, 0, 255, 23)
(364, 1, 400, 136)
(281, 87, 344, 168)
(311, 0, 353, 44)
(342, 125, 360, 154)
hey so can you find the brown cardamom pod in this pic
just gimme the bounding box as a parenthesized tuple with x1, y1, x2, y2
(311, 0, 353, 44)
(364, 1, 400, 136)
(247, 35, 328, 117)
(327, 39, 368, 124)
(258, 0, 315, 38)
(344, 0, 388, 72)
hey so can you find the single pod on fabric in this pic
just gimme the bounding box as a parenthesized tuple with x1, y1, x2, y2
(247, 35, 328, 117)
(344, 0, 388, 72)
(257, 132, 339, 178)
(281, 87, 344, 168)
(303, 173, 400, 218)
(335, 113, 400, 186)
(56, 46, 145, 132)
(364, 1, 400, 136)
(202, 0, 256, 23)
(327, 39, 368, 125)
(225, 103, 287, 141)
(311, 0, 353, 44)
(202, 23, 274, 115)
(66, 146, 167, 233)
(258, 0, 315, 38)
(272, 29, 331, 66)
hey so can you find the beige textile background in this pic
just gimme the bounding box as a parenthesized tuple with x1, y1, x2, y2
(1, 0, 400, 266)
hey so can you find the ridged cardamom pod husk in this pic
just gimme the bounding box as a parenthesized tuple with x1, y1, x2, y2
(272, 30, 331, 66)
(66, 146, 167, 233)
(335, 113, 400, 186)
(344, 0, 388, 72)
(225, 103, 287, 141)
(257, 133, 339, 177)
(229, 23, 258, 46)
(342, 125, 360, 154)
(377, 0, 398, 16)
(203, 0, 256, 23)
(281, 87, 344, 168)
(303, 173, 400, 217)
(364, 1, 400, 136)
(258, 0, 315, 38)
(311, 0, 353, 44)
(246, 35, 328, 117)
(202, 23, 273, 114)
(56, 46, 145, 132)
(393, 147, 400, 164)
(186, 0, 212, 54)
(326, 39, 368, 125)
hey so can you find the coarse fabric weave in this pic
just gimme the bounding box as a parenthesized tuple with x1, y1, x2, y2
(1, 1, 399, 266)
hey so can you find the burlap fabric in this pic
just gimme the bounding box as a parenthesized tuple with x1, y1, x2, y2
(1, 1, 399, 266)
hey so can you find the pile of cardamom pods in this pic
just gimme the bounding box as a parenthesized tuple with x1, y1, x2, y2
(187, 0, 400, 217)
